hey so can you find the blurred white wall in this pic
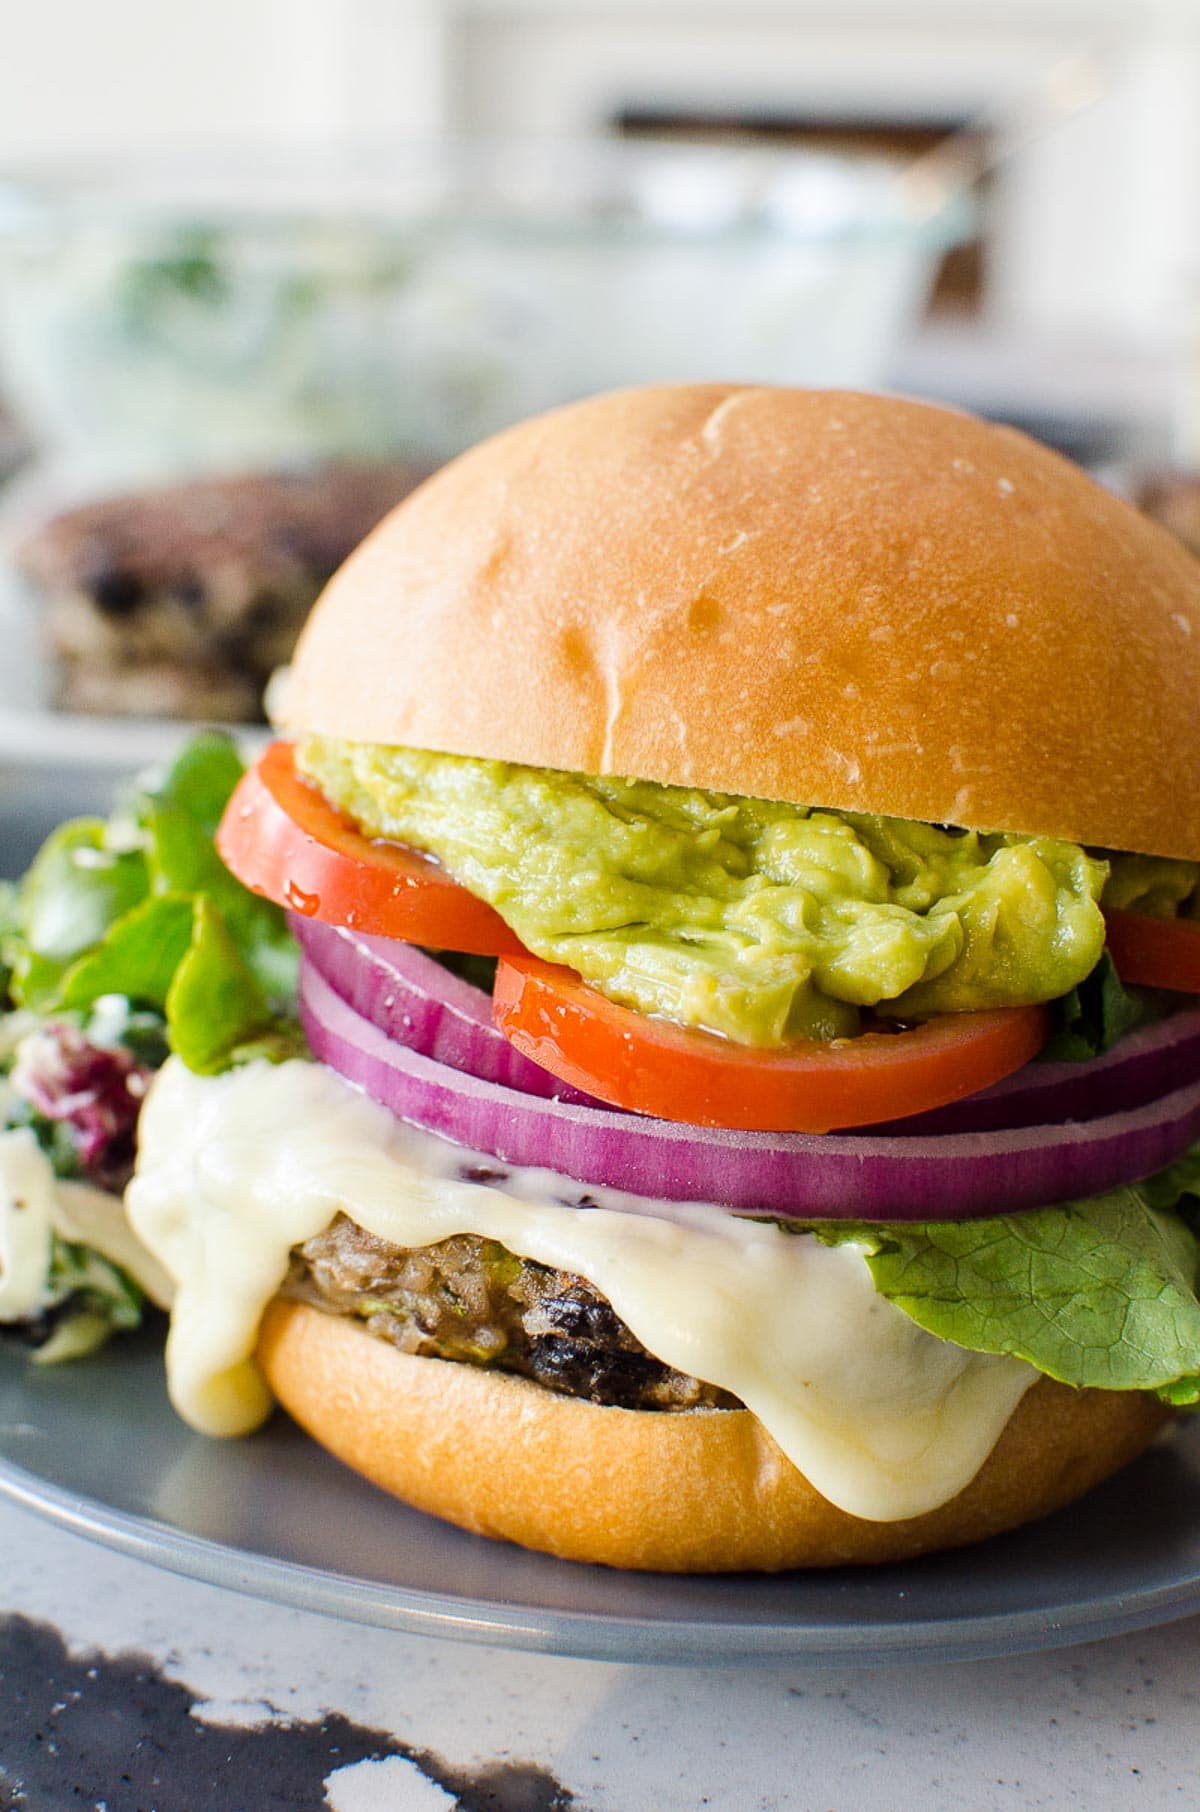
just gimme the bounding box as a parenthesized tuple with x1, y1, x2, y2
(0, 0, 447, 154)
(2, 0, 1199, 353)
(447, 0, 1200, 349)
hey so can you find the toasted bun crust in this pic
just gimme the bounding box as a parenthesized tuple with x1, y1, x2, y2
(283, 385, 1200, 859)
(258, 1300, 1169, 1571)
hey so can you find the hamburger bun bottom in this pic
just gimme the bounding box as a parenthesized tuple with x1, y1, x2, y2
(258, 1299, 1169, 1571)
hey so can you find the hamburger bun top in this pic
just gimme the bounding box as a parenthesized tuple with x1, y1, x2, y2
(283, 385, 1200, 859)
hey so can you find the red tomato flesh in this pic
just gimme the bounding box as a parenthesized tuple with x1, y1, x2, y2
(216, 742, 526, 957)
(221, 743, 1055, 1132)
(493, 954, 1049, 1134)
(1105, 908, 1200, 994)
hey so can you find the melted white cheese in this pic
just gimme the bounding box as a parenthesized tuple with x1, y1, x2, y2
(127, 1058, 1037, 1522)
(54, 1182, 174, 1309)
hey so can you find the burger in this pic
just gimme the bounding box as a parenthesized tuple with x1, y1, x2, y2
(113, 384, 1200, 1570)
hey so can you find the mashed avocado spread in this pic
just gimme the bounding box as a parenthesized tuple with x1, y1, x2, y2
(1101, 854, 1200, 920)
(294, 738, 1176, 1047)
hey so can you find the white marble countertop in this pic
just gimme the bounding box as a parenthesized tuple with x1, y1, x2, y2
(0, 1496, 1195, 1811)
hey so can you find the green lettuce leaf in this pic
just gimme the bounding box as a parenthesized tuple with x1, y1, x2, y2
(1042, 952, 1146, 1061)
(0, 881, 17, 1007)
(153, 733, 246, 835)
(811, 1170, 1200, 1405)
(8, 820, 150, 1011)
(1, 733, 299, 1074)
(141, 792, 295, 1001)
(166, 898, 278, 1075)
(1146, 1149, 1200, 1230)
(59, 895, 196, 1013)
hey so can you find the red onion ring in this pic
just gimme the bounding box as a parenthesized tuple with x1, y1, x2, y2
(291, 915, 599, 1106)
(299, 958, 1200, 1221)
(882, 1001, 1200, 1135)
(294, 913, 1200, 1142)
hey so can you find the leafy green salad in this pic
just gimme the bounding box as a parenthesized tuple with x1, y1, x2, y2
(0, 735, 298, 1359)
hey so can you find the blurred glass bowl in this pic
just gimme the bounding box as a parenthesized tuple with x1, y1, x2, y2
(0, 142, 968, 483)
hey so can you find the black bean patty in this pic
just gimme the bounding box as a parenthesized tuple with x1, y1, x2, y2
(282, 1215, 738, 1413)
(18, 462, 429, 721)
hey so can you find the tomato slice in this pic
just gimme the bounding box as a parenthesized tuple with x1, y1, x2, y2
(1105, 908, 1200, 994)
(217, 742, 527, 957)
(493, 955, 1049, 1133)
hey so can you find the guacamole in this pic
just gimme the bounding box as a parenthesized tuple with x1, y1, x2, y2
(298, 738, 1132, 1047)
(1102, 852, 1200, 919)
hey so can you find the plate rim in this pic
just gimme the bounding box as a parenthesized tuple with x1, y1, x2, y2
(0, 706, 267, 770)
(4, 1446, 1200, 1668)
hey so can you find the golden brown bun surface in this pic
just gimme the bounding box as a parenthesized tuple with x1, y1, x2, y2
(283, 385, 1200, 859)
(258, 1300, 1168, 1571)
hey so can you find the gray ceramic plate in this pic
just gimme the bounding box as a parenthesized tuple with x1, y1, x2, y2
(2, 1329, 1199, 1666)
